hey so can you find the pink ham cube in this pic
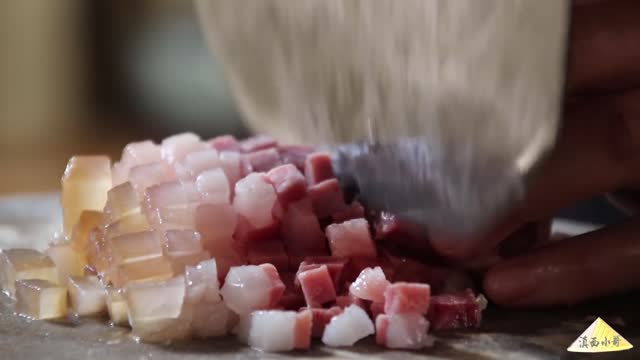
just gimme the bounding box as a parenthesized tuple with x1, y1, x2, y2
(304, 306, 343, 338)
(233, 173, 278, 230)
(242, 148, 282, 173)
(196, 168, 230, 204)
(384, 282, 431, 315)
(266, 164, 307, 206)
(304, 152, 334, 185)
(297, 265, 336, 308)
(294, 257, 346, 290)
(280, 198, 327, 256)
(307, 179, 347, 218)
(278, 145, 314, 170)
(128, 161, 176, 198)
(334, 293, 368, 311)
(239, 134, 277, 153)
(247, 239, 289, 271)
(426, 289, 482, 331)
(349, 267, 390, 303)
(375, 313, 433, 349)
(220, 264, 285, 315)
(160, 132, 206, 164)
(208, 135, 241, 152)
(326, 218, 376, 258)
(174, 149, 221, 181)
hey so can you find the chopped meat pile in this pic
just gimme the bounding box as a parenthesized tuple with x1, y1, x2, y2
(0, 133, 485, 351)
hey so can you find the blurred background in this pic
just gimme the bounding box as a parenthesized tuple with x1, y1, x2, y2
(0, 0, 625, 225)
(0, 0, 247, 194)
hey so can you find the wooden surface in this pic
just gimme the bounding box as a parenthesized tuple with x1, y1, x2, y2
(1, 194, 639, 360)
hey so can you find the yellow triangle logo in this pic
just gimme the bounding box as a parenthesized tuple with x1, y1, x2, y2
(567, 317, 633, 353)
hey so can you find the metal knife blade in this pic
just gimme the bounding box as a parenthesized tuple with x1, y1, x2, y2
(197, 0, 571, 235)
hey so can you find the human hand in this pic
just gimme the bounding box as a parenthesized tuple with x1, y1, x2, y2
(428, 0, 640, 307)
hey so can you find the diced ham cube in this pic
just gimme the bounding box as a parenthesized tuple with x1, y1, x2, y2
(280, 198, 327, 256)
(307, 179, 347, 218)
(278, 145, 314, 170)
(303, 306, 343, 338)
(321, 305, 374, 347)
(426, 289, 482, 331)
(160, 132, 206, 164)
(233, 173, 278, 229)
(384, 282, 431, 315)
(304, 152, 334, 185)
(208, 135, 241, 152)
(239, 134, 277, 153)
(334, 293, 368, 311)
(349, 267, 390, 303)
(174, 149, 221, 181)
(297, 265, 336, 307)
(242, 148, 282, 173)
(370, 301, 385, 319)
(294, 257, 346, 290)
(326, 218, 376, 258)
(196, 168, 230, 204)
(375, 313, 434, 349)
(247, 239, 289, 271)
(332, 201, 365, 223)
(128, 161, 177, 198)
(221, 264, 285, 315)
(232, 216, 280, 255)
(121, 140, 161, 168)
(266, 164, 307, 205)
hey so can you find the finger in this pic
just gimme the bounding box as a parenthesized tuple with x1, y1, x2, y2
(429, 94, 636, 259)
(483, 218, 640, 307)
(568, 0, 640, 93)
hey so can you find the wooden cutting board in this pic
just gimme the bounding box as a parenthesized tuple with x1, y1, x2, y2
(1, 194, 638, 360)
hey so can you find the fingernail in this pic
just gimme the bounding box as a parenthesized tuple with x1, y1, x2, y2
(484, 262, 539, 306)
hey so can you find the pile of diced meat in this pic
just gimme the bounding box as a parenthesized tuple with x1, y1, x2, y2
(0, 133, 487, 352)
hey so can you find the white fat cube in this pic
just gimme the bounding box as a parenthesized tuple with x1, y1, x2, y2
(196, 168, 230, 204)
(237, 310, 296, 352)
(322, 305, 374, 347)
(0, 249, 58, 297)
(233, 173, 277, 229)
(190, 301, 231, 338)
(15, 279, 67, 320)
(106, 287, 129, 326)
(61, 156, 112, 234)
(67, 276, 107, 316)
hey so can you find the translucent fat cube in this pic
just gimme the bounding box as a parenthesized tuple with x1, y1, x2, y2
(69, 210, 103, 252)
(106, 287, 129, 326)
(164, 230, 203, 256)
(105, 182, 140, 223)
(129, 161, 177, 198)
(67, 276, 107, 317)
(103, 213, 150, 243)
(149, 206, 197, 232)
(87, 227, 108, 275)
(160, 132, 206, 164)
(143, 181, 200, 217)
(62, 156, 112, 234)
(45, 243, 87, 284)
(110, 230, 163, 264)
(169, 251, 210, 274)
(0, 249, 58, 297)
(114, 256, 174, 288)
(15, 279, 67, 320)
(121, 140, 162, 167)
(126, 276, 190, 343)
